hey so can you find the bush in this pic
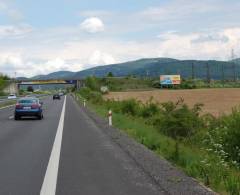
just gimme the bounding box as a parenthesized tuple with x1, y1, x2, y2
(180, 79, 197, 89)
(152, 80, 161, 88)
(79, 87, 92, 100)
(85, 76, 100, 91)
(223, 110, 240, 163)
(140, 98, 159, 118)
(203, 108, 240, 165)
(120, 99, 141, 116)
(220, 109, 240, 164)
(79, 87, 103, 104)
(157, 99, 204, 139)
(104, 100, 122, 113)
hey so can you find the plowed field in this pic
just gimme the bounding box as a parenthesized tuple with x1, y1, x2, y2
(104, 89, 240, 116)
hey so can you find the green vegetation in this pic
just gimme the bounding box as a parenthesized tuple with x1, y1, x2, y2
(106, 72, 114, 77)
(0, 74, 10, 96)
(0, 100, 16, 108)
(83, 76, 240, 91)
(75, 77, 240, 194)
(153, 78, 240, 89)
(85, 76, 153, 92)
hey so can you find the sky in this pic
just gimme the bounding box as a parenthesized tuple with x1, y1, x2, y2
(0, 0, 240, 77)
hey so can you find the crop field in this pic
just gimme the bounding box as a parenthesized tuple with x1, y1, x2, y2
(104, 88, 240, 116)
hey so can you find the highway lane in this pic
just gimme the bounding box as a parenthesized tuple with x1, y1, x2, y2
(0, 96, 64, 195)
(56, 95, 163, 195)
(0, 95, 164, 195)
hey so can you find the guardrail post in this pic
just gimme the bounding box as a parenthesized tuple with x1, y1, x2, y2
(108, 110, 112, 126)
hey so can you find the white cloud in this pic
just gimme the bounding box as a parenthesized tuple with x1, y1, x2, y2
(88, 50, 116, 66)
(0, 0, 23, 21)
(0, 24, 32, 38)
(1, 25, 240, 77)
(140, 0, 238, 22)
(156, 28, 240, 60)
(80, 17, 105, 33)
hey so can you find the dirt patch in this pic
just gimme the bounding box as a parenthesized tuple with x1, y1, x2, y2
(104, 88, 240, 116)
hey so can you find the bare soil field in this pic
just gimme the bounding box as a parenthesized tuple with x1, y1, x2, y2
(104, 88, 240, 116)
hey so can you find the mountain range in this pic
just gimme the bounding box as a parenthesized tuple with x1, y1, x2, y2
(20, 58, 240, 80)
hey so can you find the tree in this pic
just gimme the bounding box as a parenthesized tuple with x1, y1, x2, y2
(107, 72, 114, 77)
(85, 76, 99, 91)
(27, 86, 34, 92)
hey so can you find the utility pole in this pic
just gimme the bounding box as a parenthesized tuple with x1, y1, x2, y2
(221, 63, 225, 87)
(146, 70, 149, 79)
(231, 48, 237, 82)
(206, 63, 210, 86)
(191, 63, 195, 80)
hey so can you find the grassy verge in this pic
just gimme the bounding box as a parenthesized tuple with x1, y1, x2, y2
(75, 90, 240, 195)
(0, 100, 16, 108)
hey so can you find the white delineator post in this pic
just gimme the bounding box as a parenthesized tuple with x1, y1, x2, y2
(108, 110, 112, 126)
(83, 100, 86, 107)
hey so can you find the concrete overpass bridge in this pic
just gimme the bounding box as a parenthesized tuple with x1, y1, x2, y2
(17, 79, 85, 92)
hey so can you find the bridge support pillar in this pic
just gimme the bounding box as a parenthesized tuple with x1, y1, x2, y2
(76, 80, 85, 90)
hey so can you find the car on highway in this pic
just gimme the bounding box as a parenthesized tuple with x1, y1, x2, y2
(53, 94, 61, 100)
(8, 94, 17, 100)
(14, 97, 43, 120)
(59, 92, 64, 96)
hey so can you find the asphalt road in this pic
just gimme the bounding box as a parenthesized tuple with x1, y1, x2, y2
(0, 95, 165, 195)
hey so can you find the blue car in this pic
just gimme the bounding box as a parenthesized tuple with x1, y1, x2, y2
(14, 97, 43, 120)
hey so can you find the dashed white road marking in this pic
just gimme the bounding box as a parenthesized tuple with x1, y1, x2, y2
(9, 115, 14, 120)
(40, 96, 66, 195)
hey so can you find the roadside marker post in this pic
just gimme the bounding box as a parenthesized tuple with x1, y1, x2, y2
(83, 100, 86, 107)
(108, 110, 112, 126)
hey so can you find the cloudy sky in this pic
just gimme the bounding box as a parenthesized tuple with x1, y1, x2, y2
(0, 0, 240, 77)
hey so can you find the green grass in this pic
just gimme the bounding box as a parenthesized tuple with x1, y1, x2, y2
(0, 100, 16, 108)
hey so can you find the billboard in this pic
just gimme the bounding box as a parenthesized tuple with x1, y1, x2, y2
(160, 75, 181, 85)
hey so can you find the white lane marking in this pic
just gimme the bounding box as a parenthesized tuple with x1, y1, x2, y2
(40, 96, 66, 195)
(9, 115, 14, 120)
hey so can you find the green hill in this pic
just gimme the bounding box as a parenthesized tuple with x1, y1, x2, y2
(73, 58, 239, 80)
(73, 58, 178, 78)
(28, 58, 240, 81)
(31, 71, 75, 80)
(232, 58, 240, 65)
